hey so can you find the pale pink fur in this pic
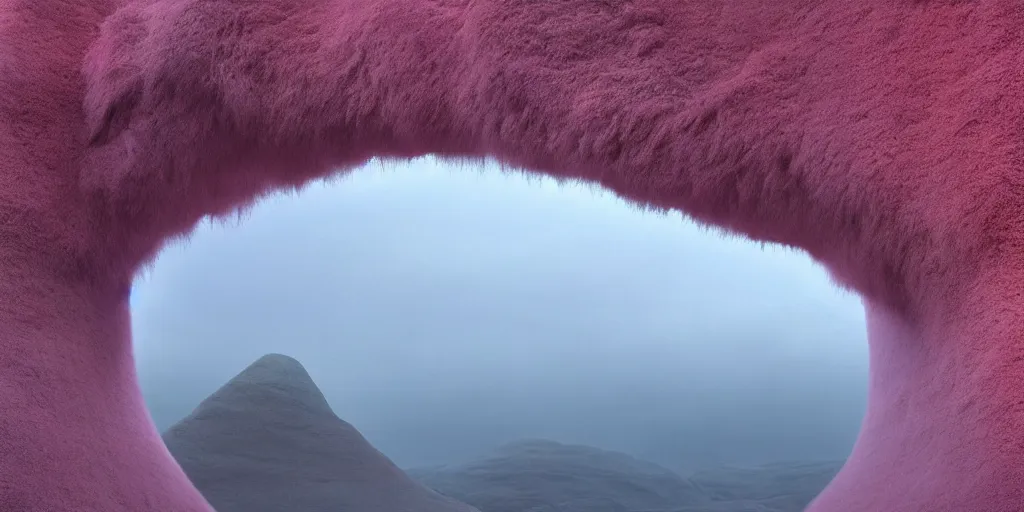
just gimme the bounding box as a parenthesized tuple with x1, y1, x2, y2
(0, 0, 1022, 511)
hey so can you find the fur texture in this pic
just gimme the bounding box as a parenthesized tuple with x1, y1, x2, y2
(1, 0, 1022, 510)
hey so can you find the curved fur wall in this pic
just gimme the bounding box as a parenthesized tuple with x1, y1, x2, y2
(1, 1, 1022, 511)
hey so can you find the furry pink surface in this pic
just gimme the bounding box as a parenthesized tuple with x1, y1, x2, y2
(1, 0, 1022, 511)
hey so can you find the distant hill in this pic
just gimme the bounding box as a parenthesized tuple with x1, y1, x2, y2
(408, 439, 712, 512)
(409, 439, 841, 512)
(162, 353, 479, 512)
(684, 461, 842, 512)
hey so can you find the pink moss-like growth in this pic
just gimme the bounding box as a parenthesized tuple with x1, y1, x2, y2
(1, 0, 1022, 510)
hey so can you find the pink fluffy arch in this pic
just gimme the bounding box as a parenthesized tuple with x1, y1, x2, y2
(1, 0, 1022, 511)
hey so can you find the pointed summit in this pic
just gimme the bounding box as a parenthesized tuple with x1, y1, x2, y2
(248, 352, 313, 376)
(163, 354, 479, 512)
(219, 352, 334, 412)
(231, 352, 322, 393)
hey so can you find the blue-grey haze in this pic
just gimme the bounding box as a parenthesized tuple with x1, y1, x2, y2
(132, 157, 868, 471)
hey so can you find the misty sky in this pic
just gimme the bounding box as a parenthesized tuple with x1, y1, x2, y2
(131, 156, 868, 472)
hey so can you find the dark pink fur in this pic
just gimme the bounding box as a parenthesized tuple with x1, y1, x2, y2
(1, 0, 1022, 510)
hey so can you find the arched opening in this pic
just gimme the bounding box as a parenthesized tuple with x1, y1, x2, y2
(132, 157, 868, 500)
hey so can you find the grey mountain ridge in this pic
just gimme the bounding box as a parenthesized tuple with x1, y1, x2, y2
(164, 354, 840, 512)
(410, 442, 839, 512)
(408, 439, 713, 512)
(162, 353, 479, 512)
